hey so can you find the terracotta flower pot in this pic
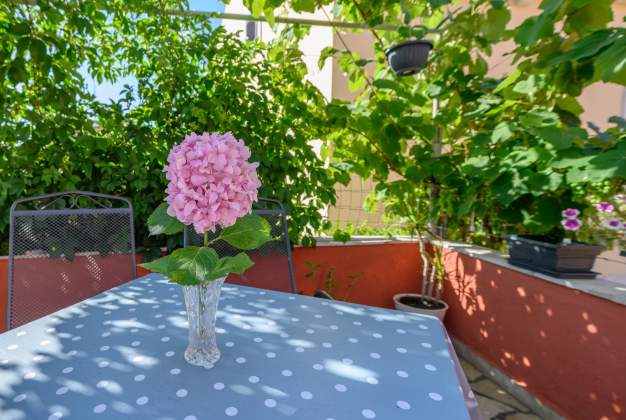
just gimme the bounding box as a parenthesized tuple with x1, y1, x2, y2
(393, 293, 448, 321)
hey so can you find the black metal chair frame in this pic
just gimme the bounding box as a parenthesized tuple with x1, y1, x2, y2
(7, 190, 136, 330)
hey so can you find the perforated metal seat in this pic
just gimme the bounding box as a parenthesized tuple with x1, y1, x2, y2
(184, 198, 296, 293)
(7, 191, 136, 329)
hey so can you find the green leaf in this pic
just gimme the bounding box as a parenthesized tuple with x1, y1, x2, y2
(519, 110, 560, 128)
(490, 171, 526, 206)
(139, 255, 172, 275)
(565, 2, 612, 35)
(593, 38, 626, 85)
(318, 47, 338, 69)
(526, 171, 563, 194)
(332, 229, 351, 243)
(246, 0, 264, 17)
(481, 7, 510, 41)
(428, 0, 451, 7)
(494, 69, 521, 93)
(533, 127, 572, 150)
(512, 76, 540, 96)
(218, 214, 271, 250)
(521, 196, 561, 233)
(147, 203, 185, 236)
(491, 122, 514, 143)
(292, 0, 316, 13)
(546, 29, 615, 65)
(168, 246, 219, 285)
(569, 142, 626, 183)
(29, 38, 47, 65)
(373, 79, 401, 91)
(502, 147, 540, 168)
(213, 253, 255, 278)
(462, 156, 490, 177)
(515, 14, 554, 47)
(8, 58, 27, 83)
(609, 116, 626, 130)
(457, 187, 478, 217)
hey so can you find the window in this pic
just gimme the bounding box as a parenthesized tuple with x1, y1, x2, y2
(246, 21, 258, 41)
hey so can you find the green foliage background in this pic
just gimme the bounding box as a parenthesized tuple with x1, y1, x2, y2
(305, 0, 625, 246)
(1, 0, 625, 253)
(0, 0, 347, 252)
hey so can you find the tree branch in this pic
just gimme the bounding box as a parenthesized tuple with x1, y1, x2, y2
(345, 126, 404, 177)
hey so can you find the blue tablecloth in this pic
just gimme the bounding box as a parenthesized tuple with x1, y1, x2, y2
(0, 274, 471, 419)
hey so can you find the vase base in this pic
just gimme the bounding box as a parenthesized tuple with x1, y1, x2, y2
(184, 347, 221, 368)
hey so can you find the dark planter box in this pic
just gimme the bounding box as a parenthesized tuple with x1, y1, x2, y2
(507, 236, 604, 279)
(385, 40, 433, 76)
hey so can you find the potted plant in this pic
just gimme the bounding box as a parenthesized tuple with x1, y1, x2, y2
(140, 132, 272, 368)
(385, 40, 433, 76)
(393, 229, 449, 321)
(305, 261, 362, 301)
(508, 193, 626, 279)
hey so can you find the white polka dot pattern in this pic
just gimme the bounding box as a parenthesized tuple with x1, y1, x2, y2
(0, 274, 470, 419)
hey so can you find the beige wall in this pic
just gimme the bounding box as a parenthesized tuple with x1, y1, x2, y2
(328, 1, 626, 229)
(489, 0, 626, 129)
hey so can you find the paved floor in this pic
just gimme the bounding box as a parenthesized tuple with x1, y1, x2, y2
(460, 358, 542, 420)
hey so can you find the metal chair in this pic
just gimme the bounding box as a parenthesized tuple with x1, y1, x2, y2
(184, 198, 296, 293)
(7, 191, 136, 330)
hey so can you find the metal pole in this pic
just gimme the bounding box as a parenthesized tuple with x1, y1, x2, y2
(167, 10, 401, 31)
(430, 99, 444, 238)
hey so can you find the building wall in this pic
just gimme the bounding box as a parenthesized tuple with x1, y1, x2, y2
(222, 0, 334, 100)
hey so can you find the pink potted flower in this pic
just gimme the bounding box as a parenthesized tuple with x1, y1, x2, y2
(508, 197, 625, 279)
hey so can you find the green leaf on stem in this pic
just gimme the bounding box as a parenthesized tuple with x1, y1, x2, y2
(218, 214, 271, 250)
(167, 246, 219, 285)
(213, 253, 255, 278)
(147, 203, 184, 236)
(139, 255, 171, 275)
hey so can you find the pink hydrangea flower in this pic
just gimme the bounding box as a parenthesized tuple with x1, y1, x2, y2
(164, 132, 261, 234)
(561, 208, 580, 218)
(594, 202, 614, 213)
(561, 218, 582, 231)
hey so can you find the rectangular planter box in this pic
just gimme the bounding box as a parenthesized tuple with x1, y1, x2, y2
(507, 235, 604, 279)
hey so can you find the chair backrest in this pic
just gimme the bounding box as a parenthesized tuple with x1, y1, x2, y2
(184, 198, 296, 293)
(7, 191, 136, 330)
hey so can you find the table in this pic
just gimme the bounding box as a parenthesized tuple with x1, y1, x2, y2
(0, 274, 474, 419)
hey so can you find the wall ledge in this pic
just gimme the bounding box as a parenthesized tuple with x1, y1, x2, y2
(444, 241, 626, 307)
(305, 237, 626, 306)
(308, 235, 418, 247)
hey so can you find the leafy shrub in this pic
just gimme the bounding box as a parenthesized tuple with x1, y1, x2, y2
(0, 1, 347, 252)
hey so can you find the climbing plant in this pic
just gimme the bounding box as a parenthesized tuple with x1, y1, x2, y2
(241, 0, 626, 246)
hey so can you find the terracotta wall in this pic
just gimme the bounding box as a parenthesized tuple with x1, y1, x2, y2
(441, 249, 626, 420)
(1, 243, 624, 420)
(293, 242, 422, 307)
(0, 242, 422, 330)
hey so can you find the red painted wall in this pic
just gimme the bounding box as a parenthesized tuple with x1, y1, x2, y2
(293, 242, 421, 308)
(441, 249, 626, 420)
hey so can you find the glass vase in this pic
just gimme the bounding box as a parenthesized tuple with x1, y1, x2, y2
(182, 277, 225, 368)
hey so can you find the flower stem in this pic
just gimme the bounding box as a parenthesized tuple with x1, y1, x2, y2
(204, 231, 209, 247)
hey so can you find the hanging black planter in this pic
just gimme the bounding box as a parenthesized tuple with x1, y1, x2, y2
(385, 40, 433, 76)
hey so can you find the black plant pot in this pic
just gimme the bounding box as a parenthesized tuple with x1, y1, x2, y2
(507, 235, 605, 279)
(385, 40, 433, 76)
